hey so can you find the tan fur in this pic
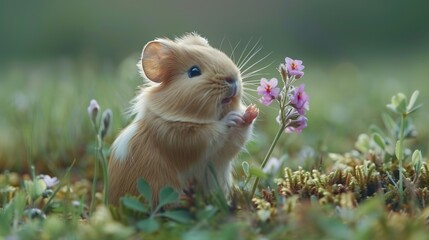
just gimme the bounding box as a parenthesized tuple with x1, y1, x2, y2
(108, 33, 258, 206)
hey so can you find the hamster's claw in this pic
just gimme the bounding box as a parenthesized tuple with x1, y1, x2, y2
(243, 104, 259, 125)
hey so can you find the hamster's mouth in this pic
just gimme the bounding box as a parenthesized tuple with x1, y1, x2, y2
(221, 97, 233, 104)
(221, 85, 238, 105)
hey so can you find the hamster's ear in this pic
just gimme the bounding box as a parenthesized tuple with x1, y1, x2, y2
(140, 40, 174, 83)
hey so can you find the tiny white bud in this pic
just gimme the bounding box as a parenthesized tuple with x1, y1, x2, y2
(88, 99, 100, 125)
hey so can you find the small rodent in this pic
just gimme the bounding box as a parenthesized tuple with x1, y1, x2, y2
(108, 33, 259, 206)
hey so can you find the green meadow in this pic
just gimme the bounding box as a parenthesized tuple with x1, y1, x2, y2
(1, 1, 429, 239)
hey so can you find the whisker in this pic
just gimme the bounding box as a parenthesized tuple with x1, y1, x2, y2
(243, 72, 272, 82)
(243, 71, 270, 80)
(230, 40, 242, 64)
(242, 86, 258, 91)
(241, 53, 273, 77)
(241, 92, 256, 105)
(236, 37, 254, 68)
(242, 81, 259, 86)
(243, 80, 262, 86)
(242, 88, 258, 93)
(243, 79, 260, 84)
(219, 36, 226, 51)
(239, 44, 262, 71)
(227, 39, 236, 63)
(243, 78, 263, 83)
(243, 81, 260, 86)
(238, 39, 261, 70)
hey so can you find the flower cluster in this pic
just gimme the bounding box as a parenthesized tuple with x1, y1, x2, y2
(257, 57, 309, 133)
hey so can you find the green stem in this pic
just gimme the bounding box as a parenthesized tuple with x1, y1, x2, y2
(30, 165, 36, 181)
(30, 165, 37, 207)
(89, 126, 99, 215)
(98, 135, 109, 205)
(397, 113, 406, 205)
(250, 123, 285, 199)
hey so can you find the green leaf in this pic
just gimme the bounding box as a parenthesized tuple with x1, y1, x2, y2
(407, 104, 423, 115)
(136, 218, 159, 233)
(241, 161, 250, 177)
(412, 150, 422, 166)
(395, 140, 402, 160)
(389, 93, 407, 114)
(382, 113, 398, 136)
(386, 104, 398, 114)
(159, 210, 191, 224)
(121, 197, 148, 213)
(407, 90, 419, 111)
(158, 187, 179, 207)
(372, 133, 386, 150)
(249, 166, 268, 179)
(137, 178, 152, 203)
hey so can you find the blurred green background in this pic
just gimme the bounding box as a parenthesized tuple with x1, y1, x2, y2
(1, 1, 428, 173)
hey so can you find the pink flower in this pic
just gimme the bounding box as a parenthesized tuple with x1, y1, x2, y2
(257, 78, 280, 106)
(285, 57, 304, 79)
(285, 115, 308, 133)
(38, 174, 59, 188)
(290, 84, 309, 115)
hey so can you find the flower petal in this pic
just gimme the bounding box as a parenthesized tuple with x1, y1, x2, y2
(296, 65, 305, 71)
(257, 86, 266, 95)
(260, 78, 269, 87)
(267, 78, 278, 88)
(259, 95, 274, 106)
(285, 57, 293, 65)
(271, 87, 281, 98)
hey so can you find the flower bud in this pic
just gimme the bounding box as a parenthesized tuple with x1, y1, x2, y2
(285, 115, 308, 133)
(88, 99, 100, 125)
(279, 63, 287, 83)
(100, 109, 113, 139)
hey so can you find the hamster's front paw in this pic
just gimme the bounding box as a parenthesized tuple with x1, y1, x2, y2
(223, 111, 245, 128)
(223, 104, 259, 128)
(243, 104, 259, 125)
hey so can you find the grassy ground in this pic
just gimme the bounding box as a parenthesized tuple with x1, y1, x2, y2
(1, 52, 429, 239)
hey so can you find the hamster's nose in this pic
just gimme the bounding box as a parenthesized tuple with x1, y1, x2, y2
(225, 77, 238, 98)
(225, 77, 236, 85)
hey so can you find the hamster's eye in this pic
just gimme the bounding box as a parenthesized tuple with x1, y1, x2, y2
(187, 65, 201, 78)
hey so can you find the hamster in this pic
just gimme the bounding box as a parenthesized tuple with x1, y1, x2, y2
(108, 33, 259, 206)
